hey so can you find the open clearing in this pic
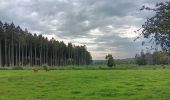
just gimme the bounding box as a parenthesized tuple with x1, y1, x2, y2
(0, 70, 170, 100)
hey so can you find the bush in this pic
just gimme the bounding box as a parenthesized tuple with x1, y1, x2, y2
(41, 64, 49, 71)
(33, 67, 40, 72)
(12, 66, 24, 70)
(0, 67, 10, 70)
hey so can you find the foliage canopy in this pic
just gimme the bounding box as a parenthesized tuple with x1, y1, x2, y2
(138, 2, 170, 53)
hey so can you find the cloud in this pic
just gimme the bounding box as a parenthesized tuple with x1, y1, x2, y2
(0, 0, 167, 59)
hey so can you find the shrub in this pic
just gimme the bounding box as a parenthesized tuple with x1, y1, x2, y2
(41, 64, 49, 72)
(0, 67, 9, 70)
(162, 65, 166, 69)
(33, 67, 40, 72)
(12, 66, 23, 70)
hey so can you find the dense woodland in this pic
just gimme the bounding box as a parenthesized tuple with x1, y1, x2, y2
(0, 21, 92, 67)
(135, 50, 170, 65)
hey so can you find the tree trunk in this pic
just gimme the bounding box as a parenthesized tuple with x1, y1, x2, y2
(40, 46, 42, 65)
(22, 46, 24, 66)
(30, 45, 32, 66)
(29, 45, 31, 66)
(8, 44, 11, 66)
(51, 50, 52, 66)
(19, 42, 20, 66)
(0, 42, 2, 67)
(46, 47, 48, 65)
(11, 37, 14, 66)
(43, 48, 46, 63)
(15, 44, 18, 66)
(25, 44, 27, 65)
(35, 47, 37, 65)
(53, 49, 55, 66)
(55, 51, 57, 66)
(5, 39, 7, 66)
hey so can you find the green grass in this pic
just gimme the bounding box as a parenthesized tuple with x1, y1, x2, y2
(0, 69, 170, 100)
(1, 64, 170, 70)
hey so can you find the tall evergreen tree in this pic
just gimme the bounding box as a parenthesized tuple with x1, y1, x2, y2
(0, 21, 92, 67)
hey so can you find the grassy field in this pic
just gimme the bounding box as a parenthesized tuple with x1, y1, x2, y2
(0, 69, 170, 100)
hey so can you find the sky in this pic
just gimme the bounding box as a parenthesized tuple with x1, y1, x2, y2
(0, 0, 168, 60)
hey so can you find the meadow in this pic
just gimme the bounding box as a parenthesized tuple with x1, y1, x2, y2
(0, 66, 170, 100)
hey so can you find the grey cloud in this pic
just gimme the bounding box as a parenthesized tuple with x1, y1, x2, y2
(0, 0, 167, 59)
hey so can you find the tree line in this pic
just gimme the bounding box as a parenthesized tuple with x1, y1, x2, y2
(135, 1, 170, 66)
(135, 50, 170, 65)
(0, 21, 92, 67)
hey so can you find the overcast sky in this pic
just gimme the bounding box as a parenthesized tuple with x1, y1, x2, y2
(0, 0, 168, 59)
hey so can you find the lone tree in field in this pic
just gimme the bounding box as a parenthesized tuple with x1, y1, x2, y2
(137, 2, 170, 54)
(105, 54, 115, 67)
